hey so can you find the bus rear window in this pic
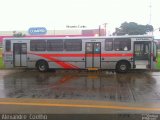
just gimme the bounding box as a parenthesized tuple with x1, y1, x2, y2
(6, 40, 11, 52)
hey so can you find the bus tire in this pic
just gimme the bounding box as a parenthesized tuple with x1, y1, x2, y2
(116, 61, 130, 73)
(36, 60, 48, 72)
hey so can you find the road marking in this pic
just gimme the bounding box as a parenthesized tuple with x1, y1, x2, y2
(0, 101, 160, 111)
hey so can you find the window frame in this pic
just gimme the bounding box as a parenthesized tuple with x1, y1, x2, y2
(30, 40, 46, 51)
(47, 39, 64, 51)
(64, 39, 82, 51)
(5, 40, 11, 52)
(114, 38, 131, 51)
(105, 38, 113, 51)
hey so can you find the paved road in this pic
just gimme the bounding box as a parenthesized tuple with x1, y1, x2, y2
(0, 70, 160, 114)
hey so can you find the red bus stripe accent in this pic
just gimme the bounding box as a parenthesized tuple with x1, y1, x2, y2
(31, 53, 79, 69)
(29, 52, 133, 69)
(101, 53, 133, 57)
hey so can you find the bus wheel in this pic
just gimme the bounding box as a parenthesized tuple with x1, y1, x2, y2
(116, 61, 129, 73)
(37, 60, 48, 72)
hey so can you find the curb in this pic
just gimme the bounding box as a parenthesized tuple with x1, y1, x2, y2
(0, 68, 160, 72)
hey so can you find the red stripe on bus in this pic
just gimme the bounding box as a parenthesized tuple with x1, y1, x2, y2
(101, 53, 133, 57)
(29, 52, 133, 68)
(45, 56, 77, 69)
(86, 54, 101, 57)
(31, 53, 79, 69)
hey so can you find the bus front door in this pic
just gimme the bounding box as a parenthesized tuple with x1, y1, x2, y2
(133, 41, 151, 69)
(13, 43, 27, 67)
(85, 42, 101, 69)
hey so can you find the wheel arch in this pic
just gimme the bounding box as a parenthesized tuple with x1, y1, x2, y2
(35, 59, 49, 68)
(115, 60, 131, 73)
(116, 59, 131, 70)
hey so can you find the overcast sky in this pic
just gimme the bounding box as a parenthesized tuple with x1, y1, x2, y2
(0, 0, 160, 35)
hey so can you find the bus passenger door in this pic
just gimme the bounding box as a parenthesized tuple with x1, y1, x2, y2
(133, 41, 151, 69)
(85, 42, 101, 69)
(13, 43, 27, 67)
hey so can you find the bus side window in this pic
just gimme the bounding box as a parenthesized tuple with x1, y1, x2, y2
(114, 38, 131, 51)
(64, 39, 82, 51)
(124, 46, 128, 51)
(30, 40, 46, 51)
(47, 39, 63, 51)
(105, 39, 113, 51)
(6, 40, 11, 52)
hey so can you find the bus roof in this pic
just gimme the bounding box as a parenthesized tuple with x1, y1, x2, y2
(3, 35, 154, 40)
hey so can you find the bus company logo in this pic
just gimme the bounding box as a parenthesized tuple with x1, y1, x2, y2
(28, 27, 47, 35)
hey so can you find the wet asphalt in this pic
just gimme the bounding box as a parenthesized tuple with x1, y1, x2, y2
(0, 70, 160, 102)
(0, 70, 160, 114)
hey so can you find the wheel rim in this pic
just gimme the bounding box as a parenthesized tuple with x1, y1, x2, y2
(39, 64, 46, 71)
(120, 64, 126, 71)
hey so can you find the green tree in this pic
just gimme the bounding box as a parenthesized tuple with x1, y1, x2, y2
(113, 22, 153, 35)
(13, 31, 26, 37)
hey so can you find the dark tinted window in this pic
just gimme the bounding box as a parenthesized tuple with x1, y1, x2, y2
(105, 39, 113, 51)
(64, 39, 82, 51)
(21, 43, 27, 54)
(14, 44, 20, 54)
(114, 38, 131, 51)
(86, 43, 93, 53)
(47, 39, 63, 51)
(30, 40, 46, 51)
(6, 40, 11, 52)
(94, 43, 101, 53)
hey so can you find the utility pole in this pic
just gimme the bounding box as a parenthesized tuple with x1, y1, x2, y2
(149, 0, 152, 25)
(103, 23, 107, 36)
(99, 23, 107, 36)
(99, 25, 101, 36)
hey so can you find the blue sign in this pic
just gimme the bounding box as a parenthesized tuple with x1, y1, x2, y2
(28, 27, 47, 35)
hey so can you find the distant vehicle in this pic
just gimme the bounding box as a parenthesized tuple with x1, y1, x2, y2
(2, 35, 158, 73)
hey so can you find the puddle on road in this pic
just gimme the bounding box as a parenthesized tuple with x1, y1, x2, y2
(0, 70, 160, 102)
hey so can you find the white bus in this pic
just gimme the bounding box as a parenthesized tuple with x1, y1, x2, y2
(3, 35, 158, 73)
